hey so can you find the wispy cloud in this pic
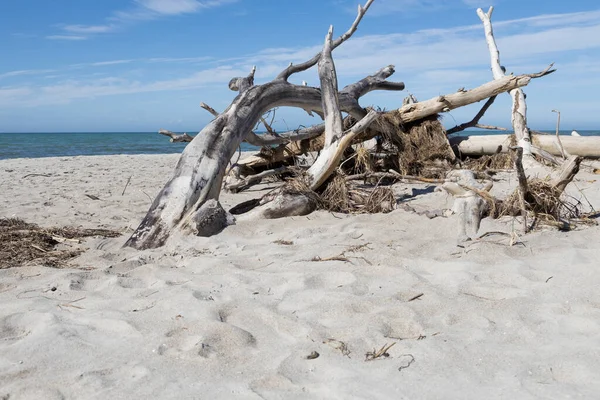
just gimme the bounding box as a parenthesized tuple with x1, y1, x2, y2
(48, 0, 238, 40)
(135, 0, 204, 15)
(46, 35, 88, 41)
(69, 60, 135, 68)
(147, 56, 214, 63)
(0, 69, 55, 80)
(62, 24, 116, 34)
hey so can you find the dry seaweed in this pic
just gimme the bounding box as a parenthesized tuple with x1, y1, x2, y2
(0, 218, 120, 269)
(380, 112, 455, 178)
(497, 179, 583, 227)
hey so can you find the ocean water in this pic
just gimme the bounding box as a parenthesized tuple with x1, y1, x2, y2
(0, 132, 259, 160)
(0, 130, 598, 160)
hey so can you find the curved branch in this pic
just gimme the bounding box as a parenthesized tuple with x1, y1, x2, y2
(276, 0, 374, 81)
(446, 95, 497, 135)
(341, 65, 405, 99)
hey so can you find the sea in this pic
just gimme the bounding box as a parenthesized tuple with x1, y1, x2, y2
(1, 130, 599, 160)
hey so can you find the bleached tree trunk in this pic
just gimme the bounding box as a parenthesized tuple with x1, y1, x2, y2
(125, 0, 386, 250)
(477, 7, 543, 166)
(449, 134, 600, 158)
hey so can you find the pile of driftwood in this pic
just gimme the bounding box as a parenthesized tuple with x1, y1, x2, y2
(128, 2, 597, 250)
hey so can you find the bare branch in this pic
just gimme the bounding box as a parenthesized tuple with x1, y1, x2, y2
(475, 124, 508, 131)
(341, 65, 405, 99)
(225, 166, 292, 193)
(446, 95, 497, 135)
(159, 129, 194, 142)
(244, 123, 325, 147)
(276, 0, 374, 81)
(397, 70, 550, 123)
(200, 102, 219, 117)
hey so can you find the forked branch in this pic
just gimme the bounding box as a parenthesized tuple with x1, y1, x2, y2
(276, 0, 374, 81)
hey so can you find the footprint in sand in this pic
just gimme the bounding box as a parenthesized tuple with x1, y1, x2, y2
(159, 320, 256, 361)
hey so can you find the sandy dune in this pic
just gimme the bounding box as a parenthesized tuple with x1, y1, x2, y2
(1, 154, 599, 399)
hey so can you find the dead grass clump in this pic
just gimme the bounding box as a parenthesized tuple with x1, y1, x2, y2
(461, 135, 517, 171)
(0, 218, 120, 269)
(381, 113, 455, 178)
(282, 171, 396, 214)
(354, 146, 374, 174)
(464, 153, 514, 171)
(360, 186, 396, 213)
(320, 174, 351, 212)
(498, 179, 583, 225)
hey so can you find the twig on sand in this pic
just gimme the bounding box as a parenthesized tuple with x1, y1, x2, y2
(311, 243, 372, 263)
(131, 302, 156, 312)
(122, 176, 132, 196)
(408, 293, 424, 302)
(141, 190, 153, 201)
(22, 173, 52, 179)
(85, 194, 101, 201)
(365, 342, 396, 361)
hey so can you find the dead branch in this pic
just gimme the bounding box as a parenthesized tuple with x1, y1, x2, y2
(200, 102, 219, 117)
(446, 96, 497, 135)
(276, 0, 375, 81)
(159, 129, 194, 143)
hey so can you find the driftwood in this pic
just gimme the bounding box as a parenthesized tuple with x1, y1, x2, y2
(446, 96, 500, 135)
(159, 129, 194, 143)
(128, 2, 561, 249)
(442, 170, 493, 242)
(450, 134, 600, 158)
(126, 0, 387, 249)
(478, 7, 541, 162)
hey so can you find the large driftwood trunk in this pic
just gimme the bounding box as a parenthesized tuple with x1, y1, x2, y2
(477, 7, 534, 159)
(127, 1, 558, 250)
(125, 79, 377, 249)
(450, 134, 600, 158)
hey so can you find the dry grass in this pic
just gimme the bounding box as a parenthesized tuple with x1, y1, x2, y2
(498, 179, 583, 224)
(0, 218, 120, 269)
(380, 112, 455, 178)
(320, 173, 395, 214)
(461, 135, 517, 171)
(281, 170, 395, 215)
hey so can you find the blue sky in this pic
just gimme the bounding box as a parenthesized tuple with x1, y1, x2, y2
(1, 0, 599, 133)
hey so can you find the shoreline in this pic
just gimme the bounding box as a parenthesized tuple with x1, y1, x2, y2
(1, 154, 600, 398)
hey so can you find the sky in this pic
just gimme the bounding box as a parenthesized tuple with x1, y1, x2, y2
(1, 0, 599, 133)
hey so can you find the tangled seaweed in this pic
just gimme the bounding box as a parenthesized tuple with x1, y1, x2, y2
(0, 218, 121, 269)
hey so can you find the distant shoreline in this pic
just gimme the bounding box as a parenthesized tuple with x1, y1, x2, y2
(1, 130, 599, 161)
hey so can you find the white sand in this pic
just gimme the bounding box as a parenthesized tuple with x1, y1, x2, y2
(1, 154, 600, 399)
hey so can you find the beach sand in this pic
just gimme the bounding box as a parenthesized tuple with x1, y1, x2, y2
(1, 154, 600, 399)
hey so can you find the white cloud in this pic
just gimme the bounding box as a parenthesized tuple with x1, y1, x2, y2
(135, 0, 203, 15)
(62, 24, 115, 34)
(46, 35, 88, 41)
(49, 0, 238, 40)
(0, 69, 55, 80)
